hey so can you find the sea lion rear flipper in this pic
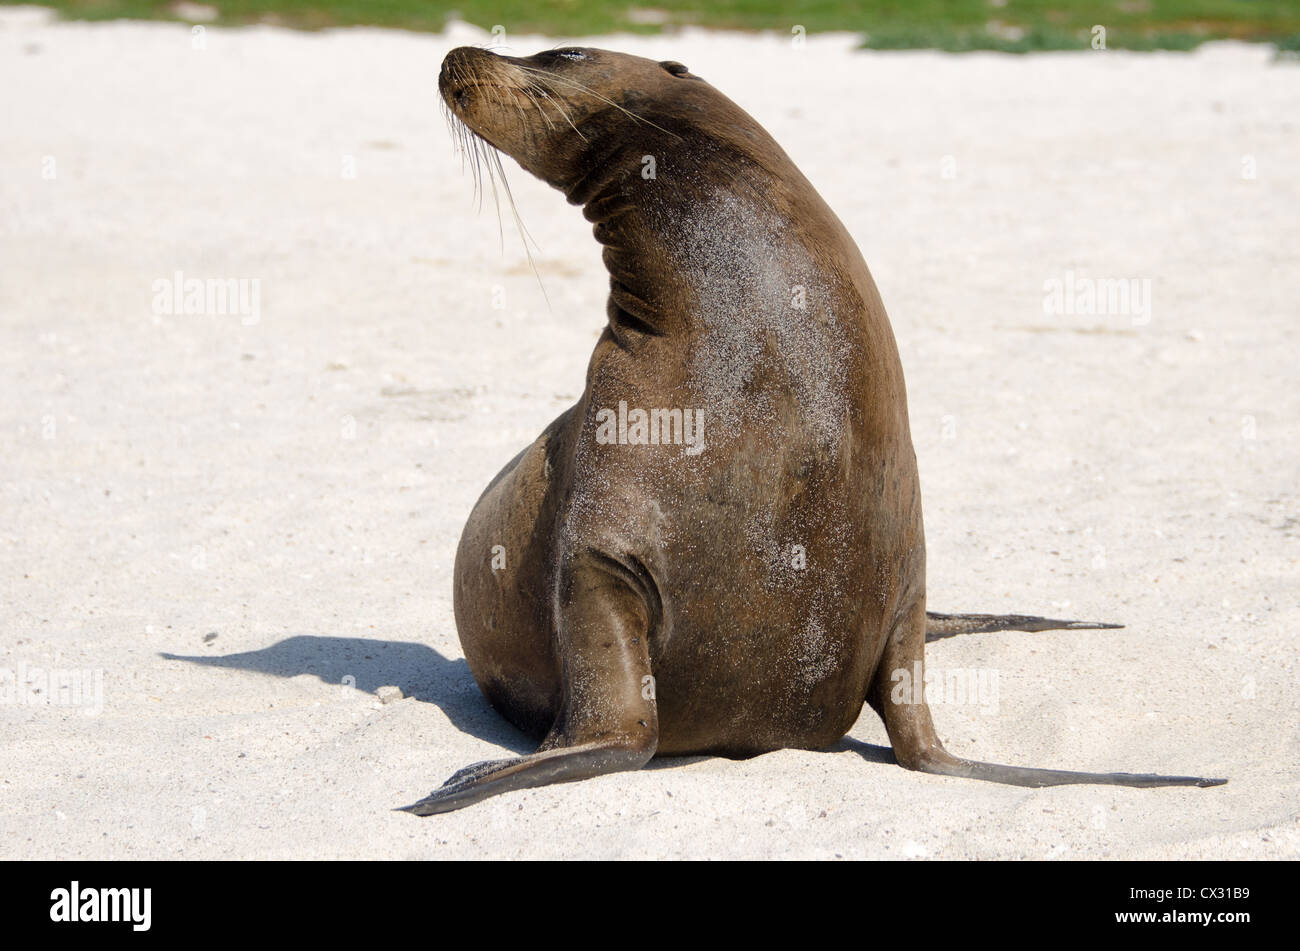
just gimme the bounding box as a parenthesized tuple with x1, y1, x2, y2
(925, 611, 1122, 641)
(402, 550, 659, 815)
(870, 602, 1226, 789)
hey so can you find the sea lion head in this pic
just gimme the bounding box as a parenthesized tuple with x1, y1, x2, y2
(438, 43, 852, 393)
(439, 46, 759, 197)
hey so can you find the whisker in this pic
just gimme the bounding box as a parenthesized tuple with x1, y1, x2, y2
(522, 76, 587, 143)
(442, 97, 549, 305)
(514, 65, 682, 140)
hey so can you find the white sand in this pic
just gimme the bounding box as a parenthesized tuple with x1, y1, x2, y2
(1, 7, 1297, 859)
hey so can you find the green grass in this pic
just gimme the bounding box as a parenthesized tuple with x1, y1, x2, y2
(18, 0, 1300, 52)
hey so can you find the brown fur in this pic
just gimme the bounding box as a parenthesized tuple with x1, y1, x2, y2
(403, 47, 1222, 814)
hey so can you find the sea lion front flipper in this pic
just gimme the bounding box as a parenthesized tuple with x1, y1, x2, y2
(398, 741, 655, 815)
(871, 601, 1226, 789)
(402, 550, 659, 815)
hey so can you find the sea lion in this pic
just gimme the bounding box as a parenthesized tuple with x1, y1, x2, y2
(404, 46, 1224, 814)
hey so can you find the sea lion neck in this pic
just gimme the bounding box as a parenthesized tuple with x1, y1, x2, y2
(566, 136, 829, 344)
(558, 133, 691, 339)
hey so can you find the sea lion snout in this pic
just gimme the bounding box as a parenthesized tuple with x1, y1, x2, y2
(437, 45, 758, 198)
(438, 47, 505, 99)
(437, 46, 643, 188)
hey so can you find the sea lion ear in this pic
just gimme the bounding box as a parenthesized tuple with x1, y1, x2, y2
(659, 61, 690, 77)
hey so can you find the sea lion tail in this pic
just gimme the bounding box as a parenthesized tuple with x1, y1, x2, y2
(924, 611, 1121, 641)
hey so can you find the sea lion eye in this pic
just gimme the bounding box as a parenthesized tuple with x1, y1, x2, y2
(660, 61, 690, 77)
(555, 49, 587, 61)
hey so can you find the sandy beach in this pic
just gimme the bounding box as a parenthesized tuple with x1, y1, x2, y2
(1, 7, 1297, 859)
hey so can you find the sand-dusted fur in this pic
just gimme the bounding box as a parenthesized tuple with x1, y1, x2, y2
(403, 47, 1223, 814)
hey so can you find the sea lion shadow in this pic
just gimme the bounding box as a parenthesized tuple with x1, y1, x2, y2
(831, 736, 898, 766)
(160, 635, 535, 755)
(644, 737, 896, 770)
(161, 636, 901, 770)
